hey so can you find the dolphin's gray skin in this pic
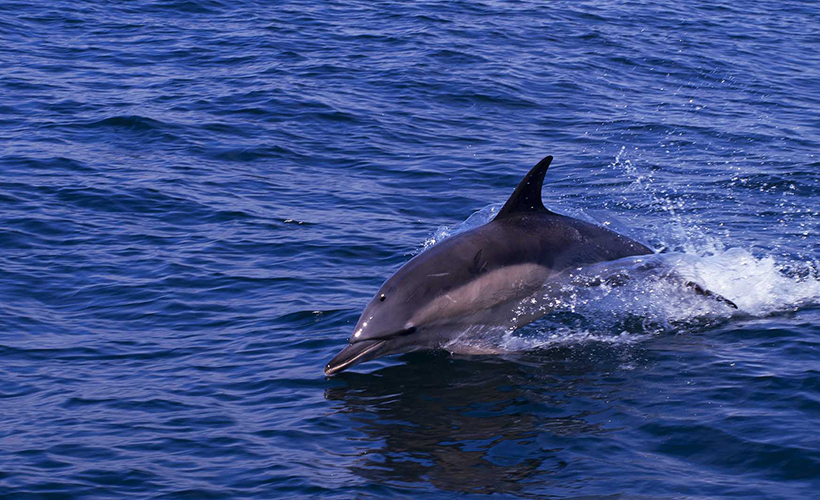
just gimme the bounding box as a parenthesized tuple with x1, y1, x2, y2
(325, 156, 654, 375)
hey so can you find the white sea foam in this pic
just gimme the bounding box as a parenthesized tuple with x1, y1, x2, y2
(442, 247, 820, 355)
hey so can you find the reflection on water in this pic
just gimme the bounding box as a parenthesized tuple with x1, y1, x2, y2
(325, 345, 649, 496)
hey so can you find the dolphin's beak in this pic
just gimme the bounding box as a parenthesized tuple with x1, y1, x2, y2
(324, 340, 387, 376)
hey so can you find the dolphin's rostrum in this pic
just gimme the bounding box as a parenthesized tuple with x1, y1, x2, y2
(325, 156, 657, 375)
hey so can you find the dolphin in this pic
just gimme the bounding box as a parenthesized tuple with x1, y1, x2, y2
(324, 156, 721, 375)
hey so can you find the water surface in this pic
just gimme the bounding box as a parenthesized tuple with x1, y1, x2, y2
(1, 0, 819, 498)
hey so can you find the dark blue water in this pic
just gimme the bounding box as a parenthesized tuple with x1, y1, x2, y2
(2, 0, 820, 498)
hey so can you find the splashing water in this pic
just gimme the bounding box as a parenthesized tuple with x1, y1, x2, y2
(427, 154, 820, 355)
(421, 204, 500, 251)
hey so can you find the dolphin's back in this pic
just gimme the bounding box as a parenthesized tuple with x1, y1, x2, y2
(487, 154, 652, 272)
(496, 212, 652, 272)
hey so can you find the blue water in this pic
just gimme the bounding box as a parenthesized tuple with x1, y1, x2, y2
(2, 0, 820, 498)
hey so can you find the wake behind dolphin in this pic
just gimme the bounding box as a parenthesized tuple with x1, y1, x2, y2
(325, 156, 733, 375)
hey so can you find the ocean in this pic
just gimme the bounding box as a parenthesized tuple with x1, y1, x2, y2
(1, 0, 819, 498)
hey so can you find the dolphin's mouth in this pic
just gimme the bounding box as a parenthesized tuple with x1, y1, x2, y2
(324, 327, 418, 376)
(324, 339, 387, 376)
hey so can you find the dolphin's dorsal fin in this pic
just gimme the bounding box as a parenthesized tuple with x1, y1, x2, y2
(495, 155, 554, 219)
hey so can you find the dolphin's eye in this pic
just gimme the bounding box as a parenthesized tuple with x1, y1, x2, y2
(380, 294, 386, 301)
